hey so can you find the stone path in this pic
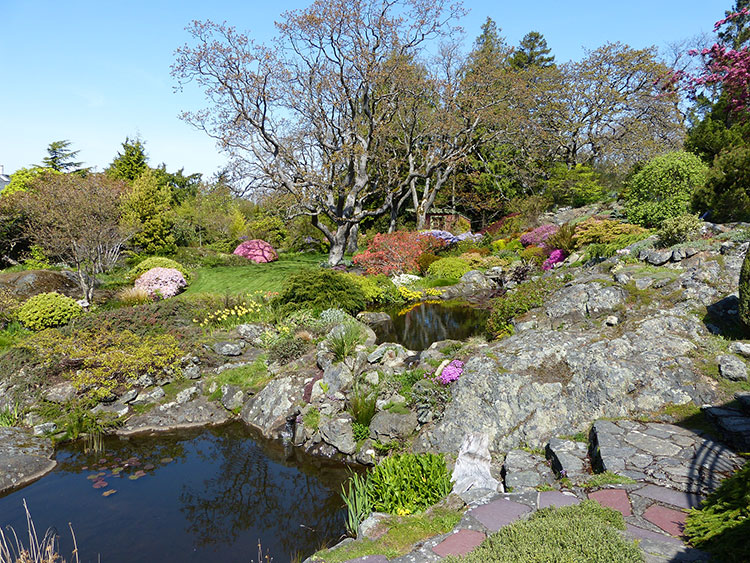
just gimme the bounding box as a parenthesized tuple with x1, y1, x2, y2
(315, 417, 746, 563)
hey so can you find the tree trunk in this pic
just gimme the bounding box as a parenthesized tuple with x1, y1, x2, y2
(327, 224, 350, 267)
(346, 223, 359, 254)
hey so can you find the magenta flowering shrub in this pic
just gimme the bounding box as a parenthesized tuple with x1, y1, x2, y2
(435, 359, 464, 385)
(519, 224, 559, 247)
(233, 239, 278, 263)
(542, 249, 566, 270)
(134, 267, 188, 300)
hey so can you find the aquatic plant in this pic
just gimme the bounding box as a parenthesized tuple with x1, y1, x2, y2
(0, 500, 80, 563)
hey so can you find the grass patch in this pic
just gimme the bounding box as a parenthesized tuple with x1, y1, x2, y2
(315, 507, 462, 562)
(657, 402, 720, 437)
(183, 252, 325, 295)
(558, 431, 589, 443)
(581, 471, 636, 489)
(304, 407, 321, 431)
(210, 356, 270, 392)
(685, 461, 750, 563)
(445, 500, 642, 563)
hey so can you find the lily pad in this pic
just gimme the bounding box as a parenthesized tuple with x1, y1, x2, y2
(144, 463, 155, 471)
(133, 470, 146, 478)
(128, 474, 140, 481)
(92, 480, 108, 489)
(160, 457, 173, 464)
(111, 467, 123, 474)
(102, 489, 117, 497)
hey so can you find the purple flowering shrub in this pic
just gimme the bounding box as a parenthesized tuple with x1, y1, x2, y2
(134, 267, 188, 300)
(542, 249, 566, 270)
(519, 224, 559, 247)
(434, 359, 464, 385)
(421, 230, 483, 245)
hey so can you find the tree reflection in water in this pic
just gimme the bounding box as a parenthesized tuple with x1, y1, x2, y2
(374, 301, 489, 350)
(178, 423, 351, 558)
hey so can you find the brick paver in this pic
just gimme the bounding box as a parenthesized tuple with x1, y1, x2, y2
(538, 490, 580, 509)
(468, 498, 532, 532)
(432, 529, 486, 557)
(643, 504, 688, 536)
(588, 489, 632, 516)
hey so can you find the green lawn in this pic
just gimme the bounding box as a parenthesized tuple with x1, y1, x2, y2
(183, 252, 326, 295)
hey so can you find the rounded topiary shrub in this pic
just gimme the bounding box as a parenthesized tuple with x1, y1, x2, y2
(625, 151, 708, 228)
(129, 256, 190, 282)
(17, 291, 83, 331)
(134, 267, 188, 300)
(427, 257, 472, 279)
(233, 239, 278, 263)
(275, 270, 366, 315)
(740, 244, 750, 329)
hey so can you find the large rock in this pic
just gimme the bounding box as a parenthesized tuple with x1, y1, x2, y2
(241, 372, 308, 438)
(545, 282, 626, 321)
(319, 415, 357, 455)
(546, 437, 589, 481)
(0, 269, 80, 299)
(502, 449, 555, 492)
(120, 396, 230, 434)
(322, 363, 353, 394)
(718, 354, 748, 381)
(44, 381, 77, 403)
(451, 433, 501, 494)
(0, 427, 56, 494)
(213, 341, 244, 357)
(369, 409, 419, 442)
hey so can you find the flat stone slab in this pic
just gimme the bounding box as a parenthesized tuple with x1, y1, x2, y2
(588, 489, 632, 516)
(643, 504, 688, 537)
(0, 428, 57, 495)
(344, 556, 389, 563)
(432, 529, 486, 557)
(468, 498, 532, 532)
(626, 524, 683, 545)
(538, 490, 580, 509)
(634, 484, 702, 510)
(120, 396, 231, 435)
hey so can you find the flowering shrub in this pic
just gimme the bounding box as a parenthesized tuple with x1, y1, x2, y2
(134, 267, 188, 300)
(542, 249, 566, 270)
(193, 298, 265, 331)
(233, 239, 278, 263)
(129, 257, 190, 282)
(520, 224, 559, 247)
(434, 359, 464, 385)
(391, 273, 422, 287)
(353, 232, 445, 275)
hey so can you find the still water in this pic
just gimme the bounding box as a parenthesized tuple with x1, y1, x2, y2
(0, 422, 350, 563)
(374, 301, 489, 351)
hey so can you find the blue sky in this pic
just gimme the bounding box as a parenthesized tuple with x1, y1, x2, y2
(0, 1, 725, 178)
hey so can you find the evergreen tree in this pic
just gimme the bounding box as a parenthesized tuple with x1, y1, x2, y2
(39, 140, 84, 172)
(510, 31, 555, 69)
(107, 137, 148, 182)
(120, 168, 176, 255)
(718, 0, 750, 48)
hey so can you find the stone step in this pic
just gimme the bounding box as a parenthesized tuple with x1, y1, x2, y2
(702, 405, 750, 451)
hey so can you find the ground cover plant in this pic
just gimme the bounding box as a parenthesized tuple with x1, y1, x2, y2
(445, 500, 642, 563)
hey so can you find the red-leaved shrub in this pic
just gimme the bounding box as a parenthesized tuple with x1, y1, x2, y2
(353, 232, 445, 275)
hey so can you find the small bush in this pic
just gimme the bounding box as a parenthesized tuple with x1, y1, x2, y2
(17, 292, 82, 331)
(519, 224, 558, 247)
(417, 253, 441, 275)
(481, 213, 522, 236)
(519, 246, 546, 267)
(341, 273, 402, 306)
(684, 461, 750, 563)
(0, 289, 21, 327)
(657, 214, 703, 248)
(625, 151, 708, 227)
(445, 500, 641, 563)
(275, 270, 367, 315)
(129, 256, 190, 282)
(544, 223, 576, 254)
(427, 257, 472, 279)
(327, 324, 365, 361)
(487, 277, 565, 338)
(573, 218, 649, 249)
(268, 335, 310, 363)
(353, 231, 445, 275)
(134, 267, 188, 299)
(352, 421, 370, 442)
(349, 383, 377, 427)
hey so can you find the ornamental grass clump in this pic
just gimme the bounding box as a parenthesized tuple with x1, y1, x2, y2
(134, 267, 188, 300)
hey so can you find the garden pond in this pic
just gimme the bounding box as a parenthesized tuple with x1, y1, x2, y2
(0, 422, 351, 562)
(373, 300, 490, 351)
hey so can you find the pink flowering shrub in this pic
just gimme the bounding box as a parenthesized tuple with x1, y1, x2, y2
(542, 249, 566, 270)
(434, 359, 464, 385)
(519, 224, 559, 247)
(134, 267, 188, 300)
(233, 239, 278, 263)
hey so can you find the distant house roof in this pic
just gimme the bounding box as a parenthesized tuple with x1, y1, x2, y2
(0, 165, 10, 193)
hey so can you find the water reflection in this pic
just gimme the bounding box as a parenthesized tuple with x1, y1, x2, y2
(374, 301, 489, 350)
(0, 422, 350, 562)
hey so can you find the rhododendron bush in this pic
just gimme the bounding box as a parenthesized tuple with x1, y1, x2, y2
(542, 249, 566, 270)
(519, 224, 559, 247)
(353, 231, 445, 275)
(134, 267, 188, 299)
(233, 239, 278, 263)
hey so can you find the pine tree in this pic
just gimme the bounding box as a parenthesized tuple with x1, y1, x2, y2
(107, 137, 148, 182)
(510, 31, 555, 70)
(39, 140, 84, 172)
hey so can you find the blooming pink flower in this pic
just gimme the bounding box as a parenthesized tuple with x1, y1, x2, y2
(134, 267, 187, 299)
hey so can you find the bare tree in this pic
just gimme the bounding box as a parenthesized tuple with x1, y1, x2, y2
(19, 173, 132, 303)
(172, 0, 476, 265)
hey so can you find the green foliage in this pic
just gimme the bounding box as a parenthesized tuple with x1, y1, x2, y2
(348, 383, 377, 427)
(367, 453, 452, 516)
(487, 277, 565, 338)
(581, 471, 637, 488)
(694, 144, 750, 222)
(120, 169, 176, 255)
(685, 462, 750, 563)
(22, 245, 52, 270)
(0, 289, 21, 326)
(427, 257, 472, 279)
(352, 421, 370, 442)
(544, 223, 576, 254)
(211, 356, 270, 391)
(740, 243, 750, 329)
(519, 246, 545, 267)
(20, 326, 183, 399)
(275, 269, 367, 315)
(303, 407, 320, 430)
(545, 163, 606, 207)
(328, 324, 365, 361)
(17, 292, 82, 331)
(341, 273, 402, 306)
(573, 218, 649, 248)
(268, 335, 310, 363)
(39, 140, 84, 172)
(173, 246, 250, 269)
(625, 151, 708, 227)
(656, 214, 703, 248)
(106, 137, 148, 182)
(417, 252, 440, 275)
(341, 471, 372, 537)
(1, 167, 58, 198)
(129, 256, 190, 282)
(246, 213, 287, 248)
(0, 321, 29, 352)
(0, 402, 22, 427)
(445, 500, 641, 563)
